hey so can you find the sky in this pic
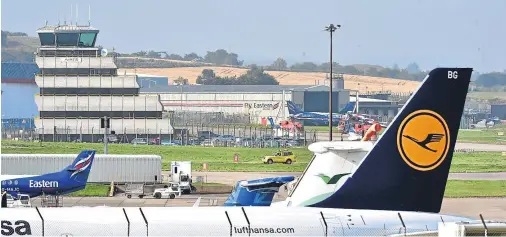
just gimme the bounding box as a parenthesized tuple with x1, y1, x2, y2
(2, 0, 505, 73)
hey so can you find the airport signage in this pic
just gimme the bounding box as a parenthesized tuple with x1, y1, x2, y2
(244, 102, 280, 110)
(59, 57, 82, 63)
(1, 220, 32, 236)
(29, 180, 59, 188)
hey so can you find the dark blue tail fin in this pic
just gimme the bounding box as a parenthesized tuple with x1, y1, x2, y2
(287, 101, 304, 115)
(339, 102, 356, 114)
(62, 150, 96, 184)
(310, 68, 472, 213)
(267, 117, 278, 129)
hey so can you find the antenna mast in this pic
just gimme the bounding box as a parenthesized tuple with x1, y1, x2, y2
(88, 5, 91, 26)
(70, 4, 73, 25)
(76, 4, 78, 25)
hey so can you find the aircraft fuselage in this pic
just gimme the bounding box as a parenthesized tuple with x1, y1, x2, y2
(0, 173, 85, 198)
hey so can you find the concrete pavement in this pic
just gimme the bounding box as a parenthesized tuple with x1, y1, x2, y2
(191, 171, 506, 185)
(29, 195, 506, 221)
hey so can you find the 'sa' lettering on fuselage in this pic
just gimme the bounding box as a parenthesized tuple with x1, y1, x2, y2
(1, 220, 32, 236)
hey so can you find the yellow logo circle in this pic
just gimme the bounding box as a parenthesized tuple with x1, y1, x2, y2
(397, 110, 450, 171)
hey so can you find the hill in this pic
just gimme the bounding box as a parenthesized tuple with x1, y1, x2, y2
(119, 67, 421, 93)
(1, 31, 421, 93)
(2, 34, 39, 62)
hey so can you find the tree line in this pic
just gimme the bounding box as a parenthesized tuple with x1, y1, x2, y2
(119, 49, 243, 66)
(195, 66, 278, 85)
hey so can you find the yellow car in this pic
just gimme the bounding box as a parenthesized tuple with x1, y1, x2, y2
(262, 150, 296, 164)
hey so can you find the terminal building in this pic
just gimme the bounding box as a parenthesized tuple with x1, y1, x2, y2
(33, 23, 172, 142)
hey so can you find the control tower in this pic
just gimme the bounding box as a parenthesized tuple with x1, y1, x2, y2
(34, 23, 173, 142)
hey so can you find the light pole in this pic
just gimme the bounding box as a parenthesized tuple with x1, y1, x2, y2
(324, 23, 341, 141)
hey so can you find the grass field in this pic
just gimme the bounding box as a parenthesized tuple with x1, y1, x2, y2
(444, 180, 506, 198)
(457, 128, 506, 144)
(2, 140, 506, 173)
(450, 152, 506, 173)
(1, 140, 312, 172)
(67, 181, 506, 198)
(67, 184, 110, 197)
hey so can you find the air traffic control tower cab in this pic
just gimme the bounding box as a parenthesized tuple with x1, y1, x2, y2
(36, 23, 101, 57)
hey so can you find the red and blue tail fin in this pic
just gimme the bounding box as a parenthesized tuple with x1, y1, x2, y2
(62, 150, 96, 183)
(309, 68, 472, 213)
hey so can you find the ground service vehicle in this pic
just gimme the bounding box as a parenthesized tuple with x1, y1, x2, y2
(153, 182, 182, 199)
(170, 161, 195, 194)
(262, 150, 296, 164)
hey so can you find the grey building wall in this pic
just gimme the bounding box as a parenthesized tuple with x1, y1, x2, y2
(303, 91, 348, 113)
(356, 101, 399, 118)
(491, 104, 506, 119)
(291, 91, 305, 109)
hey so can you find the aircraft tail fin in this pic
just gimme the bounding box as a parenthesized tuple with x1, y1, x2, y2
(310, 68, 472, 213)
(267, 117, 277, 129)
(224, 176, 294, 206)
(62, 150, 96, 183)
(287, 101, 304, 115)
(339, 102, 355, 114)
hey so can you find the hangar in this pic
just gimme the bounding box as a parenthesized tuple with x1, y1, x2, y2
(140, 84, 400, 124)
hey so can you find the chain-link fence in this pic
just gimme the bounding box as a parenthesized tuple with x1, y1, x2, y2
(1, 125, 326, 147)
(1, 205, 502, 236)
(168, 110, 252, 125)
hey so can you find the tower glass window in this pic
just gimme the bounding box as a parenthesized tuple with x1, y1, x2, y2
(56, 33, 79, 47)
(78, 32, 97, 47)
(38, 33, 55, 46)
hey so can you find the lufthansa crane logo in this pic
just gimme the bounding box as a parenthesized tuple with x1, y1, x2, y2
(397, 110, 450, 171)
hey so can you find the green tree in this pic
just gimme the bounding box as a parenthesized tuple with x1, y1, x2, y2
(147, 50, 161, 58)
(196, 69, 216, 84)
(237, 65, 279, 85)
(270, 57, 288, 70)
(166, 54, 184, 60)
(475, 73, 506, 87)
(204, 49, 243, 66)
(174, 76, 189, 85)
(183, 52, 202, 61)
(290, 62, 318, 72)
(406, 62, 421, 73)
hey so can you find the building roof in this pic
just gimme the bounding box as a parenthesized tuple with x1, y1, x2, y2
(140, 85, 310, 93)
(36, 24, 99, 33)
(125, 72, 168, 78)
(1, 62, 40, 79)
(349, 96, 393, 103)
(139, 84, 348, 93)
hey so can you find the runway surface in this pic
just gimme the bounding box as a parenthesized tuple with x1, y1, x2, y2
(29, 195, 506, 221)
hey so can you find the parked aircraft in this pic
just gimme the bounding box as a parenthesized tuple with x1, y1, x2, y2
(223, 176, 295, 206)
(230, 67, 473, 212)
(276, 68, 472, 214)
(0, 150, 96, 198)
(1, 68, 482, 235)
(287, 100, 355, 126)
